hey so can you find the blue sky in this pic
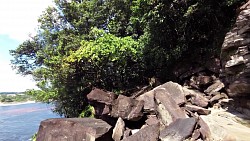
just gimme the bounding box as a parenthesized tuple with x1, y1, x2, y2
(0, 0, 53, 92)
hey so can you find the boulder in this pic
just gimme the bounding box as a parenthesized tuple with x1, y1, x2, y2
(36, 118, 112, 141)
(136, 90, 156, 114)
(112, 117, 125, 141)
(155, 89, 187, 125)
(87, 88, 117, 105)
(159, 118, 197, 141)
(110, 95, 144, 121)
(154, 81, 186, 105)
(220, 2, 250, 97)
(122, 123, 160, 141)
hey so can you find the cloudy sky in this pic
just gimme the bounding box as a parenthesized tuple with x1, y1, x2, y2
(0, 0, 53, 92)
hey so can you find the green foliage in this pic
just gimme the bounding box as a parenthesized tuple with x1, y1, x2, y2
(79, 105, 95, 118)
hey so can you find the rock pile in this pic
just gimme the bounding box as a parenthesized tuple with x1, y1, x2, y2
(83, 78, 232, 141)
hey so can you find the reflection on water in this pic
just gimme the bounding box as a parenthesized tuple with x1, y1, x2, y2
(0, 103, 60, 141)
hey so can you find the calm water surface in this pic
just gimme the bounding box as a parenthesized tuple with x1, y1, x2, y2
(0, 103, 60, 141)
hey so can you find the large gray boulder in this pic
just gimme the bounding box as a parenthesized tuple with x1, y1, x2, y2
(36, 118, 112, 141)
(110, 95, 144, 121)
(220, 2, 250, 97)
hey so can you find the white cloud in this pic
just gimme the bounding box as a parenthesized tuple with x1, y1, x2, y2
(0, 0, 53, 41)
(0, 59, 38, 92)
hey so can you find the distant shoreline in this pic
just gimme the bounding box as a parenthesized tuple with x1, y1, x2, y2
(0, 100, 36, 106)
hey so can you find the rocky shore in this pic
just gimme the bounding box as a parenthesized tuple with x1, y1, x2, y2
(35, 1, 250, 141)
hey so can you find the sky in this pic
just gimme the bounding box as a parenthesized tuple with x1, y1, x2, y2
(0, 0, 53, 92)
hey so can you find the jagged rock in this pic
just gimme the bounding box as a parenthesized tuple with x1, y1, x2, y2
(204, 80, 224, 95)
(154, 89, 187, 126)
(136, 90, 155, 114)
(220, 2, 250, 97)
(155, 81, 186, 105)
(87, 88, 116, 105)
(110, 95, 144, 121)
(122, 123, 160, 141)
(112, 117, 125, 141)
(159, 118, 197, 141)
(36, 118, 112, 141)
(185, 105, 211, 115)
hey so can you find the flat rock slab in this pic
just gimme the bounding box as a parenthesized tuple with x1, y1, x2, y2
(200, 109, 250, 141)
(111, 95, 144, 121)
(155, 81, 186, 105)
(122, 123, 160, 141)
(159, 118, 197, 141)
(155, 89, 187, 125)
(36, 118, 112, 141)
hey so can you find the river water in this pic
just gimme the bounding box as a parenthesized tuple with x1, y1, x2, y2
(0, 102, 60, 141)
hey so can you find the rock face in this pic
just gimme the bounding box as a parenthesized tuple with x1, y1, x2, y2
(220, 2, 250, 97)
(36, 118, 112, 141)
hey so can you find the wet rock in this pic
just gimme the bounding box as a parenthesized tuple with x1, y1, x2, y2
(136, 90, 155, 114)
(185, 105, 211, 115)
(155, 81, 186, 105)
(111, 95, 144, 121)
(112, 117, 125, 141)
(36, 118, 112, 141)
(159, 118, 197, 141)
(155, 89, 187, 125)
(122, 123, 160, 141)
